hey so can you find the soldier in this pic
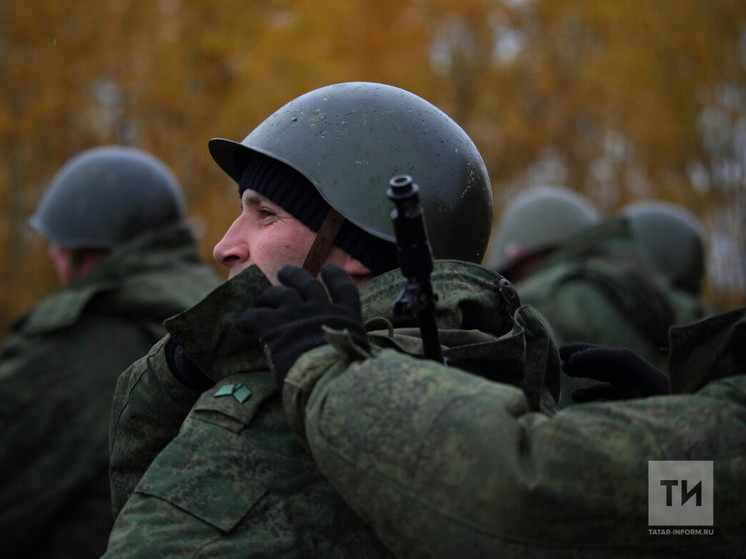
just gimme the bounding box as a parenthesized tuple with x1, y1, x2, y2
(245, 264, 745, 558)
(620, 199, 713, 325)
(104, 82, 559, 557)
(489, 186, 678, 406)
(0, 146, 221, 559)
(488, 185, 602, 283)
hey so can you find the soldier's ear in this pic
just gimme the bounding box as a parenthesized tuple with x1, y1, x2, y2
(340, 257, 372, 277)
(324, 248, 375, 285)
(48, 245, 74, 286)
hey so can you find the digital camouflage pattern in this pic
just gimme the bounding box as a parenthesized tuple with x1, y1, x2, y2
(284, 307, 746, 558)
(106, 265, 388, 558)
(105, 259, 556, 557)
(108, 265, 273, 516)
(511, 216, 708, 406)
(0, 223, 220, 559)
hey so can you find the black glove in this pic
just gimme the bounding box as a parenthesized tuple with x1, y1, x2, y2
(559, 342, 671, 403)
(235, 264, 370, 388)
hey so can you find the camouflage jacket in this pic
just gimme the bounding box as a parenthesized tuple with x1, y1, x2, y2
(283, 306, 746, 558)
(0, 223, 220, 559)
(513, 217, 705, 406)
(105, 260, 557, 557)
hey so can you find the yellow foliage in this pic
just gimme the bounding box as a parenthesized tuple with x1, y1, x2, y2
(1, 0, 744, 338)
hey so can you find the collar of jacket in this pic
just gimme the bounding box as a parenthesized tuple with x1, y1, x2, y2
(362, 259, 519, 337)
(166, 260, 523, 385)
(668, 306, 745, 394)
(165, 265, 271, 382)
(19, 223, 203, 336)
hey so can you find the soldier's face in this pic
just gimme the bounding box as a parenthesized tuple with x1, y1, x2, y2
(213, 189, 316, 284)
(48, 245, 75, 286)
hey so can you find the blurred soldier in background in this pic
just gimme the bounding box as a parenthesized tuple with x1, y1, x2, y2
(489, 185, 602, 284)
(489, 185, 678, 406)
(104, 82, 559, 557)
(620, 199, 713, 324)
(0, 146, 221, 559)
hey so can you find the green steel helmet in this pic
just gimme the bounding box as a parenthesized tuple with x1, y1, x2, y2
(30, 145, 187, 249)
(208, 81, 493, 263)
(488, 185, 601, 272)
(620, 199, 705, 294)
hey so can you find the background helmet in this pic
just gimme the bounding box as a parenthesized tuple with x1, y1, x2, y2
(208, 81, 493, 263)
(488, 185, 601, 272)
(620, 199, 706, 294)
(30, 145, 186, 249)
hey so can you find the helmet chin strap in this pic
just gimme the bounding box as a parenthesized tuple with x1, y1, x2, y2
(302, 208, 345, 276)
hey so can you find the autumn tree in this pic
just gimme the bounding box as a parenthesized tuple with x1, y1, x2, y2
(1, 0, 744, 338)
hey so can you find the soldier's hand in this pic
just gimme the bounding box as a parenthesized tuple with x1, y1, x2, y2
(235, 264, 370, 388)
(559, 342, 671, 403)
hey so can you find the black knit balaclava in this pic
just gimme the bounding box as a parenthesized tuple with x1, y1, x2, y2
(238, 152, 397, 275)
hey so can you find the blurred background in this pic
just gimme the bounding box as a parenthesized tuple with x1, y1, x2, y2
(2, 0, 744, 338)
